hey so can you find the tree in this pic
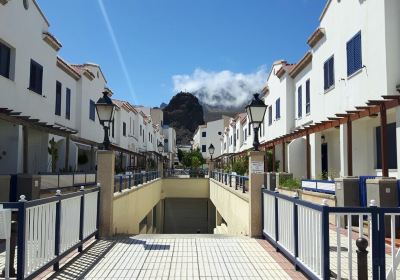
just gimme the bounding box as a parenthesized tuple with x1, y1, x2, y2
(177, 149, 184, 163)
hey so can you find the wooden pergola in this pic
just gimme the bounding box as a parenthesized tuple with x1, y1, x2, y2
(260, 95, 400, 178)
(0, 107, 77, 173)
(220, 94, 400, 178)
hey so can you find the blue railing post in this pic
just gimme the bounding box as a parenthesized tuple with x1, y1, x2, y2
(293, 193, 299, 270)
(16, 196, 27, 280)
(274, 193, 279, 251)
(370, 200, 380, 279)
(78, 187, 85, 252)
(54, 190, 62, 271)
(128, 175, 131, 189)
(95, 184, 100, 239)
(229, 175, 232, 187)
(321, 199, 330, 280)
(378, 209, 386, 279)
(235, 176, 238, 190)
(119, 176, 123, 192)
(242, 177, 245, 193)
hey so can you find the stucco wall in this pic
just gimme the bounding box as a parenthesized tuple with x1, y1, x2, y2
(113, 178, 210, 235)
(209, 179, 249, 236)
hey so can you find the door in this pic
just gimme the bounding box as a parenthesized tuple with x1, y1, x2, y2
(321, 143, 328, 176)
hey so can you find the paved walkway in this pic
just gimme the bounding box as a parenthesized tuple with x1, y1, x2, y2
(45, 235, 306, 280)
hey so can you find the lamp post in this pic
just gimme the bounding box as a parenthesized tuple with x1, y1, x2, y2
(208, 144, 215, 161)
(95, 90, 116, 150)
(246, 93, 268, 151)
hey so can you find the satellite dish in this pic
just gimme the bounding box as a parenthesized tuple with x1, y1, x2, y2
(23, 0, 29, 10)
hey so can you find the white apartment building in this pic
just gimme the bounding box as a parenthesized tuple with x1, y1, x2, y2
(218, 0, 400, 180)
(0, 0, 175, 174)
(193, 118, 228, 160)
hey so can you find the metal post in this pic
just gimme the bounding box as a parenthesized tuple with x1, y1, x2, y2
(356, 237, 368, 280)
(54, 190, 61, 271)
(119, 176, 122, 192)
(78, 187, 85, 252)
(274, 195, 279, 251)
(293, 193, 299, 270)
(321, 199, 330, 280)
(370, 200, 380, 279)
(95, 183, 100, 239)
(16, 196, 27, 280)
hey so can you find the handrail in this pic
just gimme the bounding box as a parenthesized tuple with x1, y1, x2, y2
(1, 186, 100, 280)
(114, 171, 160, 193)
(211, 171, 249, 193)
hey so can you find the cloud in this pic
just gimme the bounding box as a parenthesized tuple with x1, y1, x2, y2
(172, 67, 267, 108)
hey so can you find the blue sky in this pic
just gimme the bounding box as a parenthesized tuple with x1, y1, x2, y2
(37, 0, 326, 107)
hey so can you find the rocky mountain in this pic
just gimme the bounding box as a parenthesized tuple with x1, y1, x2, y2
(163, 92, 205, 145)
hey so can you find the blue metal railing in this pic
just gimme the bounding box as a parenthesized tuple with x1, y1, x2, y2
(114, 171, 160, 193)
(1, 186, 100, 280)
(211, 171, 249, 193)
(262, 188, 399, 280)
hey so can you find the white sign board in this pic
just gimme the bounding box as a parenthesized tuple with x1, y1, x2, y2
(251, 161, 264, 174)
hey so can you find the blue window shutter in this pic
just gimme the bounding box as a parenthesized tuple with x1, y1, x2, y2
(298, 86, 302, 118)
(354, 33, 362, 72)
(347, 39, 354, 76)
(323, 62, 328, 90)
(329, 57, 334, 87)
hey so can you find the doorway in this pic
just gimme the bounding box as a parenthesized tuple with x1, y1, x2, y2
(321, 143, 328, 176)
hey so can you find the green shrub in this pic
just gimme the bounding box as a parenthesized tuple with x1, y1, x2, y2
(280, 178, 301, 190)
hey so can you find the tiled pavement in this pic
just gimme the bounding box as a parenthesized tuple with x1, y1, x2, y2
(45, 234, 307, 280)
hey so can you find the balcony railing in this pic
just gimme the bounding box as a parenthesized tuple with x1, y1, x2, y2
(1, 186, 100, 280)
(114, 171, 160, 193)
(211, 171, 248, 193)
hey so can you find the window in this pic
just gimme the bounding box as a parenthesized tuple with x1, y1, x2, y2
(66, 88, 71, 120)
(275, 98, 281, 119)
(55, 81, 62, 116)
(29, 59, 43, 95)
(0, 42, 11, 79)
(297, 86, 302, 118)
(347, 32, 362, 76)
(230, 136, 232, 145)
(236, 129, 239, 139)
(89, 100, 95, 121)
(248, 124, 251, 135)
(268, 106, 272, 126)
(164, 138, 168, 143)
(323, 56, 335, 90)
(202, 145, 206, 153)
(244, 129, 247, 141)
(202, 131, 206, 137)
(306, 80, 310, 115)
(112, 121, 115, 138)
(376, 123, 397, 169)
(140, 125, 142, 136)
(123, 122, 126, 136)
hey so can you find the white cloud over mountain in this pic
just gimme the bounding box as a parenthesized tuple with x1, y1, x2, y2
(172, 67, 267, 108)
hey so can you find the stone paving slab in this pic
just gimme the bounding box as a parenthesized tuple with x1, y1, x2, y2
(77, 235, 307, 280)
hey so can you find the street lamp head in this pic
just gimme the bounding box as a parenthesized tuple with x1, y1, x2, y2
(246, 93, 267, 151)
(245, 93, 267, 126)
(157, 142, 164, 154)
(95, 90, 115, 125)
(96, 91, 115, 150)
(208, 144, 215, 156)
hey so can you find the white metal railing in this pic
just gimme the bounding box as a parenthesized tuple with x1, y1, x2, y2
(1, 185, 100, 280)
(60, 196, 81, 254)
(297, 204, 323, 278)
(25, 202, 57, 277)
(263, 192, 275, 240)
(277, 197, 294, 255)
(83, 191, 99, 239)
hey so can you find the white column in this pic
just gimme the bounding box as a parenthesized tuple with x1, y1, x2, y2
(396, 107, 400, 178)
(310, 133, 322, 179)
(340, 124, 348, 177)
